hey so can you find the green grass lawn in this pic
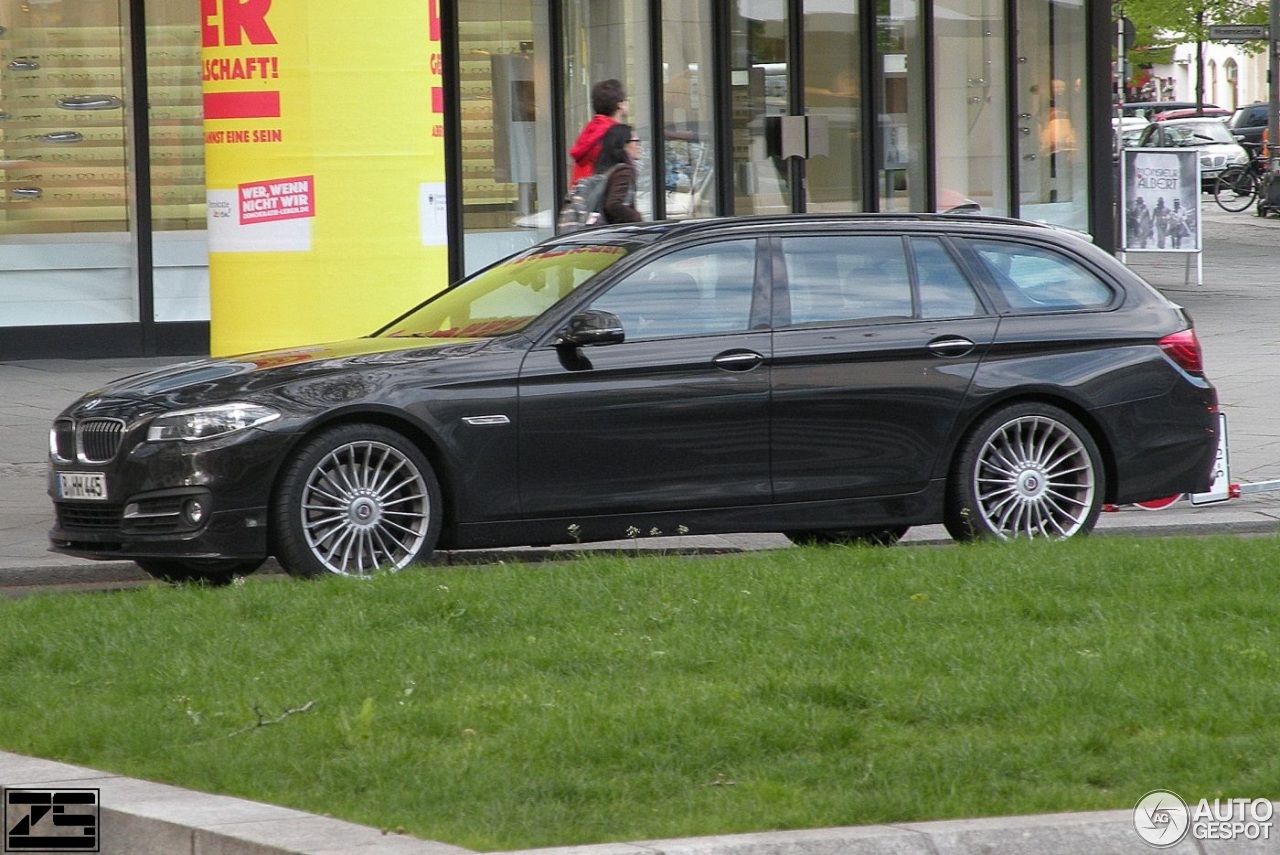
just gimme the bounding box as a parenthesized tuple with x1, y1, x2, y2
(1, 535, 1276, 851)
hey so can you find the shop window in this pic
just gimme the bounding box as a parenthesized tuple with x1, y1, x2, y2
(456, 1, 557, 275)
(0, 0, 137, 328)
(147, 0, 208, 323)
(147, 2, 205, 233)
(0, 1, 129, 236)
(561, 0, 652, 219)
(932, 0, 1009, 215)
(1016, 0, 1089, 232)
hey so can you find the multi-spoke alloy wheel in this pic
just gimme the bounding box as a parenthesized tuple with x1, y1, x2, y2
(274, 425, 441, 577)
(945, 404, 1103, 541)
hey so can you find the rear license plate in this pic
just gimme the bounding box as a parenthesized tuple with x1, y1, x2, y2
(58, 472, 108, 501)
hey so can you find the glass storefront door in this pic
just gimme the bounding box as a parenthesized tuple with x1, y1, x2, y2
(805, 1, 864, 213)
(932, 0, 1009, 215)
(875, 0, 927, 212)
(728, 1, 871, 215)
(728, 0, 791, 214)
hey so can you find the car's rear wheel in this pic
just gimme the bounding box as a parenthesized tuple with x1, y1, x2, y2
(272, 424, 441, 578)
(136, 558, 264, 586)
(784, 527, 909, 547)
(944, 403, 1103, 541)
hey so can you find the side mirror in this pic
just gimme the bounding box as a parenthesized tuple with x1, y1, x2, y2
(554, 309, 625, 347)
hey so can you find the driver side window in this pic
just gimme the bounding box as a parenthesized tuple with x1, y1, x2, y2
(588, 240, 758, 341)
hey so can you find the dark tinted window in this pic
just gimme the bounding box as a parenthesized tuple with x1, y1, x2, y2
(589, 240, 757, 340)
(967, 240, 1114, 312)
(911, 237, 981, 319)
(781, 235, 983, 325)
(781, 235, 913, 325)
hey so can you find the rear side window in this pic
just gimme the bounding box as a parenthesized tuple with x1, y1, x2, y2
(781, 235, 913, 324)
(966, 240, 1115, 312)
(780, 234, 983, 325)
(910, 237, 981, 319)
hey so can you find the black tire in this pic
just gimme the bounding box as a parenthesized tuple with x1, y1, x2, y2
(784, 526, 909, 547)
(272, 424, 442, 578)
(1214, 166, 1257, 212)
(944, 403, 1103, 542)
(136, 558, 264, 586)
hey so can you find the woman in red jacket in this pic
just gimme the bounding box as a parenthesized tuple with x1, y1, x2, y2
(569, 79, 627, 185)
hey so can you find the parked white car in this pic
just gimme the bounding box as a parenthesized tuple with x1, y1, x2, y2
(1112, 116, 1149, 156)
(1135, 117, 1250, 190)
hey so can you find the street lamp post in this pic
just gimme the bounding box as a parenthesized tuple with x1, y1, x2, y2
(1267, 0, 1280, 210)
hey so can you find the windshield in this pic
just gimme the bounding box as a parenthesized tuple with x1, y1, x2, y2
(376, 244, 630, 339)
(1164, 120, 1235, 145)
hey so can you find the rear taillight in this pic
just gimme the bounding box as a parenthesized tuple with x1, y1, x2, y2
(1159, 328, 1204, 375)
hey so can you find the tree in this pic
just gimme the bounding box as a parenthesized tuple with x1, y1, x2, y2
(1118, 0, 1267, 102)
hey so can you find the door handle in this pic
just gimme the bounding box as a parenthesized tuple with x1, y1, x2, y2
(927, 337, 976, 358)
(712, 350, 765, 371)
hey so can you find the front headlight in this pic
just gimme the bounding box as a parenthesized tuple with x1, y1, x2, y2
(147, 403, 280, 442)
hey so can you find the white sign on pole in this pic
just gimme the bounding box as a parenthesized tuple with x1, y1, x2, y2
(1207, 24, 1268, 40)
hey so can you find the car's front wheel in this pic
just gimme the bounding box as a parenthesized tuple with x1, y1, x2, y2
(136, 558, 264, 585)
(944, 403, 1103, 541)
(272, 424, 442, 578)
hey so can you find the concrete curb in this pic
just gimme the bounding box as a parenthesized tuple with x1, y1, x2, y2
(0, 751, 470, 855)
(5, 751, 1277, 854)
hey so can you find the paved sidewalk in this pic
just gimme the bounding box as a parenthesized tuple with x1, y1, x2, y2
(2, 200, 1279, 854)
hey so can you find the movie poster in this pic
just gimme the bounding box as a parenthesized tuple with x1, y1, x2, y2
(1121, 149, 1201, 253)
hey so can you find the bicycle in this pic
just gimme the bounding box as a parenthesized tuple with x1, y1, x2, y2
(1213, 145, 1265, 212)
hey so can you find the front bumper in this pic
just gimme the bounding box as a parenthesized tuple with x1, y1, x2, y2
(48, 425, 289, 562)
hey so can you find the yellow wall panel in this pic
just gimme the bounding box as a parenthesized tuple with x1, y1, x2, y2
(203, 0, 447, 355)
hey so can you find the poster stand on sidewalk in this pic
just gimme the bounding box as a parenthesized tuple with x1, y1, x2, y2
(1117, 148, 1203, 286)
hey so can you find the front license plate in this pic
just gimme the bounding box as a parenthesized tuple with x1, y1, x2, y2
(58, 472, 108, 501)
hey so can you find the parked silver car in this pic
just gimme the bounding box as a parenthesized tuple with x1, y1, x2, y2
(1135, 117, 1250, 190)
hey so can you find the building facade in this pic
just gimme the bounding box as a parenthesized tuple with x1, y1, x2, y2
(1, 0, 1114, 360)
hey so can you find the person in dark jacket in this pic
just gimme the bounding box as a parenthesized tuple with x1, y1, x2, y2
(593, 124, 642, 224)
(568, 79, 627, 186)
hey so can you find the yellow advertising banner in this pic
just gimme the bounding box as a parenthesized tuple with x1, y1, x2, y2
(202, 0, 447, 355)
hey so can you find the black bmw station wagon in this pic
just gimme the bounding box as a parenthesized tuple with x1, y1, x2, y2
(49, 214, 1219, 582)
